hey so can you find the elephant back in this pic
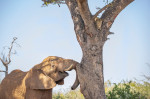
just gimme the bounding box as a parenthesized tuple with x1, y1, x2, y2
(0, 69, 27, 99)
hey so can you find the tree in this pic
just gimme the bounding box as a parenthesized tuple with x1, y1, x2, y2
(0, 37, 18, 77)
(41, 0, 134, 98)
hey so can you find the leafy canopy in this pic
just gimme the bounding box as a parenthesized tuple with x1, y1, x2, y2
(42, 0, 65, 6)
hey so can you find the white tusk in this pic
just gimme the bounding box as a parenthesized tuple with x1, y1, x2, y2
(64, 64, 73, 71)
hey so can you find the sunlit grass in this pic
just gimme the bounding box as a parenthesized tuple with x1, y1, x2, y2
(53, 89, 84, 99)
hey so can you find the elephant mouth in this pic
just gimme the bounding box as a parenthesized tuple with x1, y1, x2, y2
(59, 71, 69, 76)
(64, 71, 69, 75)
(56, 79, 64, 84)
(56, 71, 68, 84)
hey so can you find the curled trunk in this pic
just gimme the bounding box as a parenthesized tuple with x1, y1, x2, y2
(64, 59, 80, 90)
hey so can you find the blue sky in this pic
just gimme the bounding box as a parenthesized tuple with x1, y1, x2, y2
(0, 0, 150, 92)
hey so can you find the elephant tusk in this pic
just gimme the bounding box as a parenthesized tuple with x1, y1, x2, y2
(64, 64, 73, 71)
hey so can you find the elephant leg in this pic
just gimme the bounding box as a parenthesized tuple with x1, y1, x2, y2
(41, 89, 52, 99)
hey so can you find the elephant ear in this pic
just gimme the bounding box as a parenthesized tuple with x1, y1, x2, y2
(25, 69, 56, 89)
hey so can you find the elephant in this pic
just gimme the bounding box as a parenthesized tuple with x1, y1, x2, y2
(0, 56, 79, 99)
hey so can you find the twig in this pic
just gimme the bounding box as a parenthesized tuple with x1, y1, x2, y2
(0, 70, 7, 73)
(93, 3, 111, 20)
(7, 37, 17, 64)
(0, 57, 6, 66)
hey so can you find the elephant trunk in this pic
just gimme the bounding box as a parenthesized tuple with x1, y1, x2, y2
(64, 64, 73, 71)
(71, 66, 80, 90)
(64, 60, 80, 90)
(64, 59, 77, 70)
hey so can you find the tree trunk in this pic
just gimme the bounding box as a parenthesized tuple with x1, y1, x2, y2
(5, 65, 8, 76)
(65, 0, 134, 98)
(77, 44, 106, 99)
(66, 0, 106, 98)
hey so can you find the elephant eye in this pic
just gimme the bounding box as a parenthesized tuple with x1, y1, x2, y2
(51, 65, 55, 68)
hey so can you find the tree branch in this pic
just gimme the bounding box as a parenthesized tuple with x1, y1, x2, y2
(0, 37, 18, 76)
(0, 57, 7, 66)
(75, 0, 99, 37)
(146, 63, 150, 67)
(92, 3, 112, 20)
(76, 0, 92, 25)
(0, 70, 7, 73)
(65, 0, 87, 45)
(143, 75, 150, 80)
(7, 37, 17, 64)
(101, 0, 134, 39)
(101, 0, 134, 26)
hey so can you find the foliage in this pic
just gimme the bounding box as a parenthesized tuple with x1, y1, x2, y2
(53, 80, 150, 99)
(42, 0, 65, 7)
(53, 89, 84, 99)
(106, 81, 147, 99)
(42, 0, 112, 7)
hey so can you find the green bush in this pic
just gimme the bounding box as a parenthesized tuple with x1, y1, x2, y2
(53, 92, 65, 99)
(53, 89, 84, 99)
(129, 80, 150, 99)
(106, 82, 147, 99)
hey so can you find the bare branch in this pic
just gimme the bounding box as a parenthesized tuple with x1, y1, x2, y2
(0, 37, 18, 76)
(11, 50, 17, 55)
(140, 63, 150, 81)
(101, 0, 134, 26)
(14, 42, 21, 48)
(75, 0, 99, 37)
(0, 57, 7, 66)
(0, 70, 7, 73)
(146, 63, 150, 67)
(2, 55, 6, 62)
(65, 0, 87, 45)
(100, 0, 134, 39)
(93, 3, 112, 20)
(76, 0, 92, 25)
(143, 75, 150, 81)
(7, 37, 17, 64)
(3, 46, 9, 50)
(1, 46, 8, 56)
(109, 31, 114, 35)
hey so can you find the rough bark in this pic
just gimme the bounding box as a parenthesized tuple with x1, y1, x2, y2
(65, 0, 134, 99)
(66, 0, 105, 98)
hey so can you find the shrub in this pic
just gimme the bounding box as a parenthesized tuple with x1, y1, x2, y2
(53, 89, 84, 99)
(106, 81, 147, 99)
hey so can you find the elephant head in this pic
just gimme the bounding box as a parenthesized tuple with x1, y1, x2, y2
(0, 56, 80, 99)
(25, 56, 80, 90)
